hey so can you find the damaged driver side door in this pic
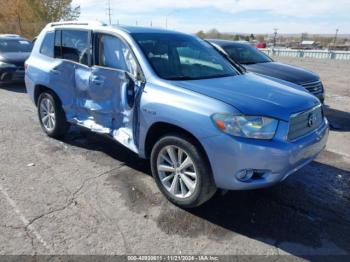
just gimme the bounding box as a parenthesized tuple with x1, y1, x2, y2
(83, 33, 143, 153)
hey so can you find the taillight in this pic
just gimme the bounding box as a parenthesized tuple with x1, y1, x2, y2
(24, 62, 29, 71)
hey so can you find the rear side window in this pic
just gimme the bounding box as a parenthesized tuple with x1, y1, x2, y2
(61, 30, 89, 65)
(40, 32, 54, 57)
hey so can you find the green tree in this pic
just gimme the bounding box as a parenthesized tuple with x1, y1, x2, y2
(206, 29, 221, 39)
(0, 0, 80, 38)
(196, 30, 206, 39)
(32, 0, 80, 22)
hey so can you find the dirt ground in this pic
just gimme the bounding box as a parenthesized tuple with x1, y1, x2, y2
(0, 57, 349, 259)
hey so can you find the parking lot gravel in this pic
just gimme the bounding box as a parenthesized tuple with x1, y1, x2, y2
(0, 57, 349, 258)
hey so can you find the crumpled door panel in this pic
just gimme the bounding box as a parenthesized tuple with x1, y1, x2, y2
(49, 61, 76, 121)
(73, 66, 139, 153)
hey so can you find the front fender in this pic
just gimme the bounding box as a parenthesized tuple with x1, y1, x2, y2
(137, 82, 237, 157)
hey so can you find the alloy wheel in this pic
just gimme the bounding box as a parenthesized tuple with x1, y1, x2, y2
(39, 97, 56, 131)
(157, 145, 197, 198)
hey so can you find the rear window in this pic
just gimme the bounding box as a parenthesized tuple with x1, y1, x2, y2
(40, 32, 54, 57)
(0, 39, 33, 52)
(223, 44, 272, 65)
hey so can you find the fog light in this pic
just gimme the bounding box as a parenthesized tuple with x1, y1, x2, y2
(236, 169, 254, 182)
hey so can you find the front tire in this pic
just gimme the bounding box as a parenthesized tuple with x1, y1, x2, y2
(37, 92, 70, 138)
(151, 134, 217, 208)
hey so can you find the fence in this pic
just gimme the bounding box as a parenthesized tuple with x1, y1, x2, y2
(260, 48, 350, 60)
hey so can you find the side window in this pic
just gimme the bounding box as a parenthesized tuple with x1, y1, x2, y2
(40, 31, 54, 57)
(54, 30, 62, 58)
(96, 34, 138, 77)
(61, 30, 90, 65)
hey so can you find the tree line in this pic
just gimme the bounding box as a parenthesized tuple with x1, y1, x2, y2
(196, 29, 265, 42)
(196, 29, 346, 48)
(0, 0, 80, 39)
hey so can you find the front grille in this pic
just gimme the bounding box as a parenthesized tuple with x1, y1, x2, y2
(300, 80, 323, 95)
(12, 70, 25, 81)
(0, 70, 24, 82)
(288, 105, 324, 140)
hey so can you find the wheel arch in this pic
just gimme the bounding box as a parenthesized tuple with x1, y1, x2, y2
(34, 85, 60, 106)
(144, 122, 212, 169)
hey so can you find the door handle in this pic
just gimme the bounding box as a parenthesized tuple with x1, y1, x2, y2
(91, 76, 104, 86)
(50, 69, 61, 75)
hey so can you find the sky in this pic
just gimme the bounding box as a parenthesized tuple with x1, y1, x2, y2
(72, 0, 350, 35)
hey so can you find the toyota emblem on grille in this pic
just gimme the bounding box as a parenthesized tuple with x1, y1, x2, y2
(308, 113, 316, 127)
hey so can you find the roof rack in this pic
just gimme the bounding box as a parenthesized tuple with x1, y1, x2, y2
(50, 21, 106, 27)
(0, 34, 21, 38)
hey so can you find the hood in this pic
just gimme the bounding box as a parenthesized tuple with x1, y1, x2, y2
(0, 52, 31, 64)
(170, 73, 320, 121)
(244, 62, 319, 84)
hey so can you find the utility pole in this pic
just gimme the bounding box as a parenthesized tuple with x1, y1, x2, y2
(165, 10, 177, 29)
(334, 28, 339, 44)
(107, 0, 112, 25)
(273, 28, 278, 48)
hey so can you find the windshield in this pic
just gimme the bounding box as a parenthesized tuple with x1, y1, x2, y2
(223, 44, 272, 65)
(132, 33, 237, 80)
(0, 39, 33, 53)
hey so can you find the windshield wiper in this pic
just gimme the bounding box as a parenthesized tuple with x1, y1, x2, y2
(243, 61, 271, 65)
(167, 76, 195, 80)
(167, 74, 235, 81)
(241, 62, 257, 65)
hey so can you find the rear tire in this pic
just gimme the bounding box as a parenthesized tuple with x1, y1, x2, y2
(150, 134, 217, 208)
(37, 92, 70, 138)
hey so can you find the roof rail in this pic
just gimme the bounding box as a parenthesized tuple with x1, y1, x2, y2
(50, 21, 106, 27)
(0, 34, 21, 38)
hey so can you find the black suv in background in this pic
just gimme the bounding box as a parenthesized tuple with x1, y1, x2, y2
(0, 34, 33, 85)
(208, 39, 325, 103)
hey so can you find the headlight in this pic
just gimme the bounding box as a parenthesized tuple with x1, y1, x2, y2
(0, 61, 16, 68)
(212, 113, 278, 140)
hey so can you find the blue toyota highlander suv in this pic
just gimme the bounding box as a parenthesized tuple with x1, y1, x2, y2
(25, 22, 329, 207)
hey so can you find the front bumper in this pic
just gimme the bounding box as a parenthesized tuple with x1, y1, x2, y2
(0, 68, 25, 84)
(201, 118, 329, 190)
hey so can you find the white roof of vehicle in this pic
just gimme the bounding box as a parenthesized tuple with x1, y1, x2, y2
(46, 20, 181, 35)
(0, 34, 22, 38)
(301, 40, 315, 45)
